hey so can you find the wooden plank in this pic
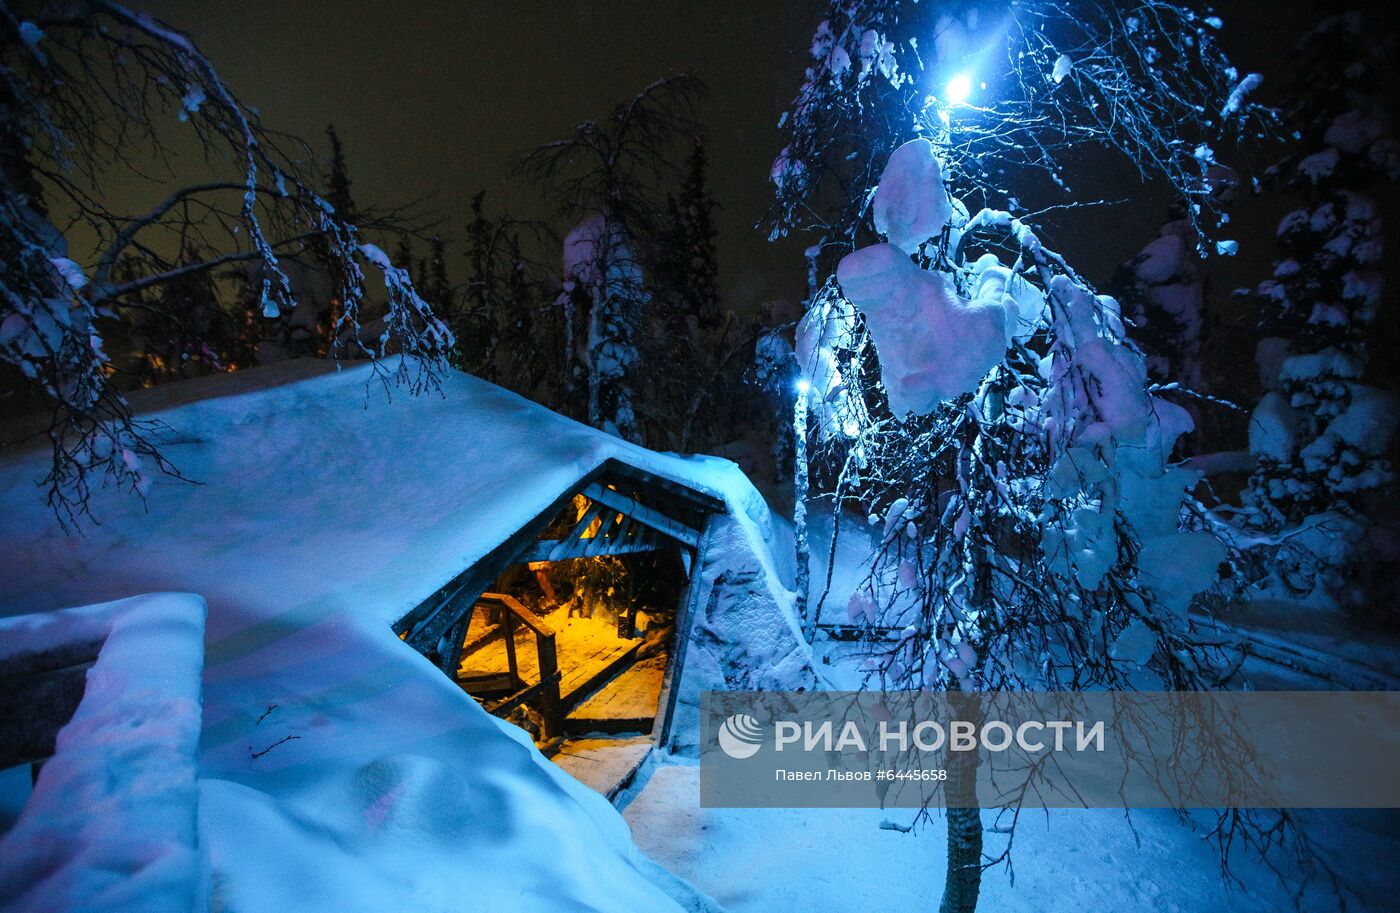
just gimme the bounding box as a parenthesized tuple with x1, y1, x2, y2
(569, 654, 667, 724)
(561, 640, 643, 707)
(581, 483, 701, 549)
(564, 716, 655, 737)
(459, 672, 518, 694)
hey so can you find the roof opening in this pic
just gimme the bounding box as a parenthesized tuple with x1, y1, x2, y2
(394, 462, 723, 798)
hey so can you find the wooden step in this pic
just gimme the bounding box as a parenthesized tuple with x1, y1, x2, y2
(564, 715, 655, 737)
(549, 736, 654, 801)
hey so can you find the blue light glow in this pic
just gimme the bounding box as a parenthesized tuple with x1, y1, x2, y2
(945, 72, 973, 105)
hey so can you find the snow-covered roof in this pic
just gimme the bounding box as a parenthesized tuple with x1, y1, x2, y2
(0, 359, 785, 912)
(0, 358, 758, 625)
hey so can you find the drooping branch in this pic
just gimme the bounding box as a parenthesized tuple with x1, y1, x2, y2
(0, 0, 453, 524)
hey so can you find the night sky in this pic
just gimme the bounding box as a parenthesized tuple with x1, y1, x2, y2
(134, 1, 819, 312)
(128, 1, 1393, 329)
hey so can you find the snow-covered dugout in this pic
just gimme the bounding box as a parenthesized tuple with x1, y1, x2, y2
(0, 360, 814, 913)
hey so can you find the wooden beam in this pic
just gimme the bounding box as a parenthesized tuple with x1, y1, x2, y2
(657, 516, 716, 751)
(599, 459, 726, 515)
(437, 605, 475, 678)
(550, 501, 605, 560)
(583, 510, 620, 558)
(477, 593, 555, 638)
(581, 482, 701, 548)
(485, 670, 562, 719)
(522, 536, 668, 562)
(502, 610, 518, 682)
(535, 630, 564, 740)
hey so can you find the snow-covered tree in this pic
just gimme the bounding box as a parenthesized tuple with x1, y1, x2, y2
(769, 4, 1324, 911)
(0, 1, 453, 524)
(558, 214, 646, 441)
(524, 75, 704, 445)
(1241, 14, 1398, 611)
(1113, 168, 1237, 393)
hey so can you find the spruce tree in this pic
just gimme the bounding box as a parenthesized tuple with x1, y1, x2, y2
(1243, 13, 1398, 609)
(675, 139, 721, 334)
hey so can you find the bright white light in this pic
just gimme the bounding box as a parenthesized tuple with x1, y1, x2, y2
(945, 72, 973, 105)
(796, 379, 812, 394)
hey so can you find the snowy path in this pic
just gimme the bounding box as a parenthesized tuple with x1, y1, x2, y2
(623, 760, 1400, 912)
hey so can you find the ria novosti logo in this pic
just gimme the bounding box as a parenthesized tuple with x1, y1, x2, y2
(717, 713, 765, 759)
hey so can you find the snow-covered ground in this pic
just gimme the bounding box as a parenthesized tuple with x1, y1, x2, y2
(619, 500, 1400, 912)
(624, 760, 1400, 912)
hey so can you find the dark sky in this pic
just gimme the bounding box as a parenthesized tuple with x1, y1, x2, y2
(136, 0, 820, 312)
(128, 1, 1390, 320)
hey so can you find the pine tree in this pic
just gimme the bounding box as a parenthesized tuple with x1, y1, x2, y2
(643, 137, 731, 451)
(422, 236, 452, 325)
(392, 237, 414, 272)
(1113, 206, 1206, 391)
(457, 192, 500, 376)
(1112, 161, 1240, 446)
(1243, 14, 1398, 609)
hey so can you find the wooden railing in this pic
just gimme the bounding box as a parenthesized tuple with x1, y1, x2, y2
(468, 593, 564, 741)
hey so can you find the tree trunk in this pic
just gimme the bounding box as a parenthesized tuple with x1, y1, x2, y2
(939, 741, 983, 913)
(793, 383, 811, 638)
